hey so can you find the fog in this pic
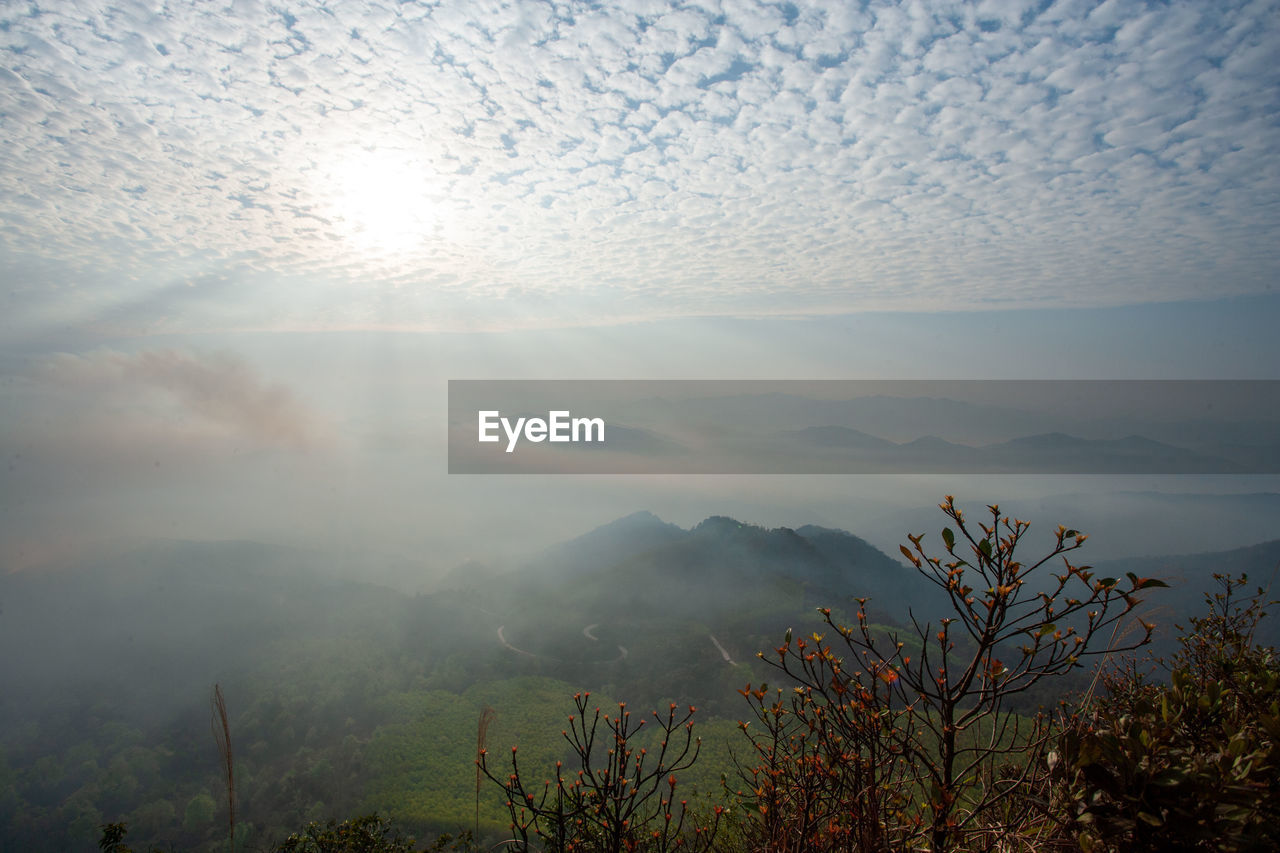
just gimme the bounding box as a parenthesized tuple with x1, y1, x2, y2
(3, 309, 1280, 851)
(5, 307, 1279, 581)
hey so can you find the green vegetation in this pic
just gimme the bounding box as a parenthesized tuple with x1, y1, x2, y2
(479, 693, 722, 852)
(723, 499, 1161, 851)
(1054, 573, 1280, 852)
(3, 502, 1278, 851)
(479, 501, 1276, 852)
(273, 814, 419, 853)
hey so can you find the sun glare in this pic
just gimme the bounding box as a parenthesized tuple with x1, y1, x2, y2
(326, 150, 443, 256)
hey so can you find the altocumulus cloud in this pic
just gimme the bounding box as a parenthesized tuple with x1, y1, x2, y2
(1, 0, 1278, 328)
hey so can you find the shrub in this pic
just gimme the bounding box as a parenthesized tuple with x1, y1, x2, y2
(479, 692, 722, 852)
(1055, 574, 1280, 852)
(272, 812, 417, 853)
(736, 497, 1161, 852)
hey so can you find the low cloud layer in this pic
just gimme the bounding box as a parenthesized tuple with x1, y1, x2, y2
(1, 0, 1278, 329)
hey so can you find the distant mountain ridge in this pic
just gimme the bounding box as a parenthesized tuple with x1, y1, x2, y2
(774, 427, 1244, 473)
(6, 514, 1278, 730)
(495, 512, 941, 634)
(1095, 538, 1280, 653)
(521, 510, 687, 579)
(567, 392, 1280, 473)
(489, 511, 1280, 667)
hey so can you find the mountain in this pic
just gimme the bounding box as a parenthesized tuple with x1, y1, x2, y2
(6, 516, 1278, 853)
(793, 523, 945, 615)
(6, 515, 1275, 729)
(764, 429, 1241, 473)
(475, 512, 930, 693)
(514, 512, 918, 618)
(1094, 538, 1280, 654)
(781, 425, 898, 450)
(436, 512, 1280, 672)
(522, 510, 687, 578)
(983, 433, 1242, 473)
(626, 392, 1061, 443)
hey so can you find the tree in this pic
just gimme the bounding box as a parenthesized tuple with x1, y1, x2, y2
(479, 692, 722, 852)
(97, 821, 171, 853)
(182, 793, 216, 834)
(737, 496, 1162, 852)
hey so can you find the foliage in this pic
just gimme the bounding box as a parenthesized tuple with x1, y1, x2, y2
(365, 678, 586, 839)
(479, 692, 723, 852)
(1055, 573, 1280, 852)
(736, 496, 1162, 852)
(99, 822, 134, 853)
(272, 813, 418, 852)
(98, 820, 171, 853)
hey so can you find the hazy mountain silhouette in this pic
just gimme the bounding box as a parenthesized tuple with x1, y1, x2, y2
(772, 428, 1242, 473)
(480, 513, 948, 664)
(1094, 538, 1280, 654)
(5, 516, 1277, 732)
(982, 433, 1242, 473)
(780, 425, 898, 450)
(524, 510, 687, 578)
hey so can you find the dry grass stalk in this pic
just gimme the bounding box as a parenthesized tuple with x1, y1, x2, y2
(212, 683, 236, 849)
(476, 705, 497, 840)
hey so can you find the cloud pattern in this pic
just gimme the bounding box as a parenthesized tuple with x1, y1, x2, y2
(1, 0, 1278, 327)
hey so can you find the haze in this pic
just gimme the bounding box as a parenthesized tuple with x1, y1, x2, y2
(4, 3, 1280, 850)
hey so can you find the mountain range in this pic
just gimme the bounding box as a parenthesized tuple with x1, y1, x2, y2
(452, 391, 1280, 473)
(3, 509, 1276, 727)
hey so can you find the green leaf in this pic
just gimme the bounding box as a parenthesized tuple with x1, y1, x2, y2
(978, 539, 992, 558)
(941, 527, 955, 550)
(1149, 769, 1185, 787)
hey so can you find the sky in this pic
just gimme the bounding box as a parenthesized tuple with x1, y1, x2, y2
(2, 0, 1279, 581)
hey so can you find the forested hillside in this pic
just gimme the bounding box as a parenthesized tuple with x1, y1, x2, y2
(2, 509, 1277, 851)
